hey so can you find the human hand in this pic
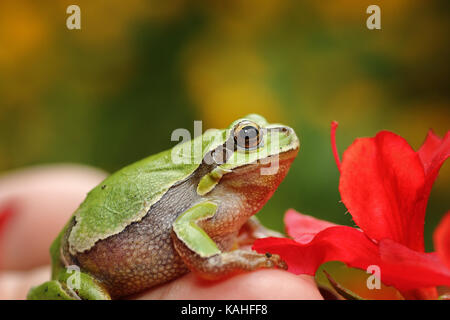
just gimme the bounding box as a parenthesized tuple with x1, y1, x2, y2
(0, 165, 322, 300)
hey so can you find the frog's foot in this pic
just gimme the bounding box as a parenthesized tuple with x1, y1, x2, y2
(172, 234, 287, 280)
(27, 270, 111, 300)
(236, 216, 284, 247)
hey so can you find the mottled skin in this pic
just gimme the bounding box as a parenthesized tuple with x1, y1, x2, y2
(27, 115, 299, 299)
(63, 149, 297, 298)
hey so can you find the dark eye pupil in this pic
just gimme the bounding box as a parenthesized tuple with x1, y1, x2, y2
(239, 126, 259, 140)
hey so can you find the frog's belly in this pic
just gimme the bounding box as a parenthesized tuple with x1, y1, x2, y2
(75, 216, 190, 298)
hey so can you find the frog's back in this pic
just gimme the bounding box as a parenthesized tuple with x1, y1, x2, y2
(67, 129, 226, 255)
(68, 151, 189, 253)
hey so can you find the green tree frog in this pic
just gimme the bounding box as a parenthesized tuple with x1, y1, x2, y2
(27, 114, 299, 299)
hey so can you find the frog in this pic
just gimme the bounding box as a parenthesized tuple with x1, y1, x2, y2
(27, 114, 300, 300)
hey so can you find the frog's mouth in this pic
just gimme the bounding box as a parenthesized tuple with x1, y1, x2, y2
(225, 145, 299, 177)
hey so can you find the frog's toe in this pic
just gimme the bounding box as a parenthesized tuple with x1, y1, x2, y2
(27, 281, 79, 300)
(278, 259, 288, 270)
(264, 252, 288, 270)
(28, 270, 112, 300)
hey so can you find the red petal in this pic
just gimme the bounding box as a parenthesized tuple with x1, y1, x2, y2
(339, 131, 427, 251)
(0, 202, 16, 268)
(378, 239, 450, 294)
(253, 226, 380, 276)
(418, 130, 450, 177)
(0, 203, 15, 236)
(418, 130, 442, 171)
(330, 121, 341, 172)
(434, 212, 450, 269)
(284, 209, 336, 244)
(254, 227, 450, 296)
(418, 130, 450, 203)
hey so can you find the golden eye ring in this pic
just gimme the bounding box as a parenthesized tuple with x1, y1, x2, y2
(233, 121, 263, 150)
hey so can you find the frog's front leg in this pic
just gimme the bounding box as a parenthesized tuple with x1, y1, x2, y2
(27, 269, 111, 300)
(172, 202, 287, 280)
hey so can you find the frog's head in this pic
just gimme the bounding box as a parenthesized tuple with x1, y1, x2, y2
(197, 114, 300, 204)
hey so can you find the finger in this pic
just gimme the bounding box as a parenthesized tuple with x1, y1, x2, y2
(0, 165, 107, 270)
(0, 266, 50, 300)
(1, 267, 323, 300)
(135, 269, 323, 300)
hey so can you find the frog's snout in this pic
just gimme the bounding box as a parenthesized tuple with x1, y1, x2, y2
(282, 126, 295, 136)
(280, 126, 300, 150)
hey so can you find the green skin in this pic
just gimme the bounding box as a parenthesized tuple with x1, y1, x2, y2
(27, 114, 300, 300)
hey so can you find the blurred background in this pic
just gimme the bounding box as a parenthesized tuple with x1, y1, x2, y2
(0, 0, 449, 253)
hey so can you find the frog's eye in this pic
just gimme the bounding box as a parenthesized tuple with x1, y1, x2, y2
(233, 121, 263, 150)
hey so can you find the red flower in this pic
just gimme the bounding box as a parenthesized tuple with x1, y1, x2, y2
(253, 123, 450, 299)
(0, 202, 16, 268)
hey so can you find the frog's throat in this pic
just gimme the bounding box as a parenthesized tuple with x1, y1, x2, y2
(196, 142, 299, 196)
